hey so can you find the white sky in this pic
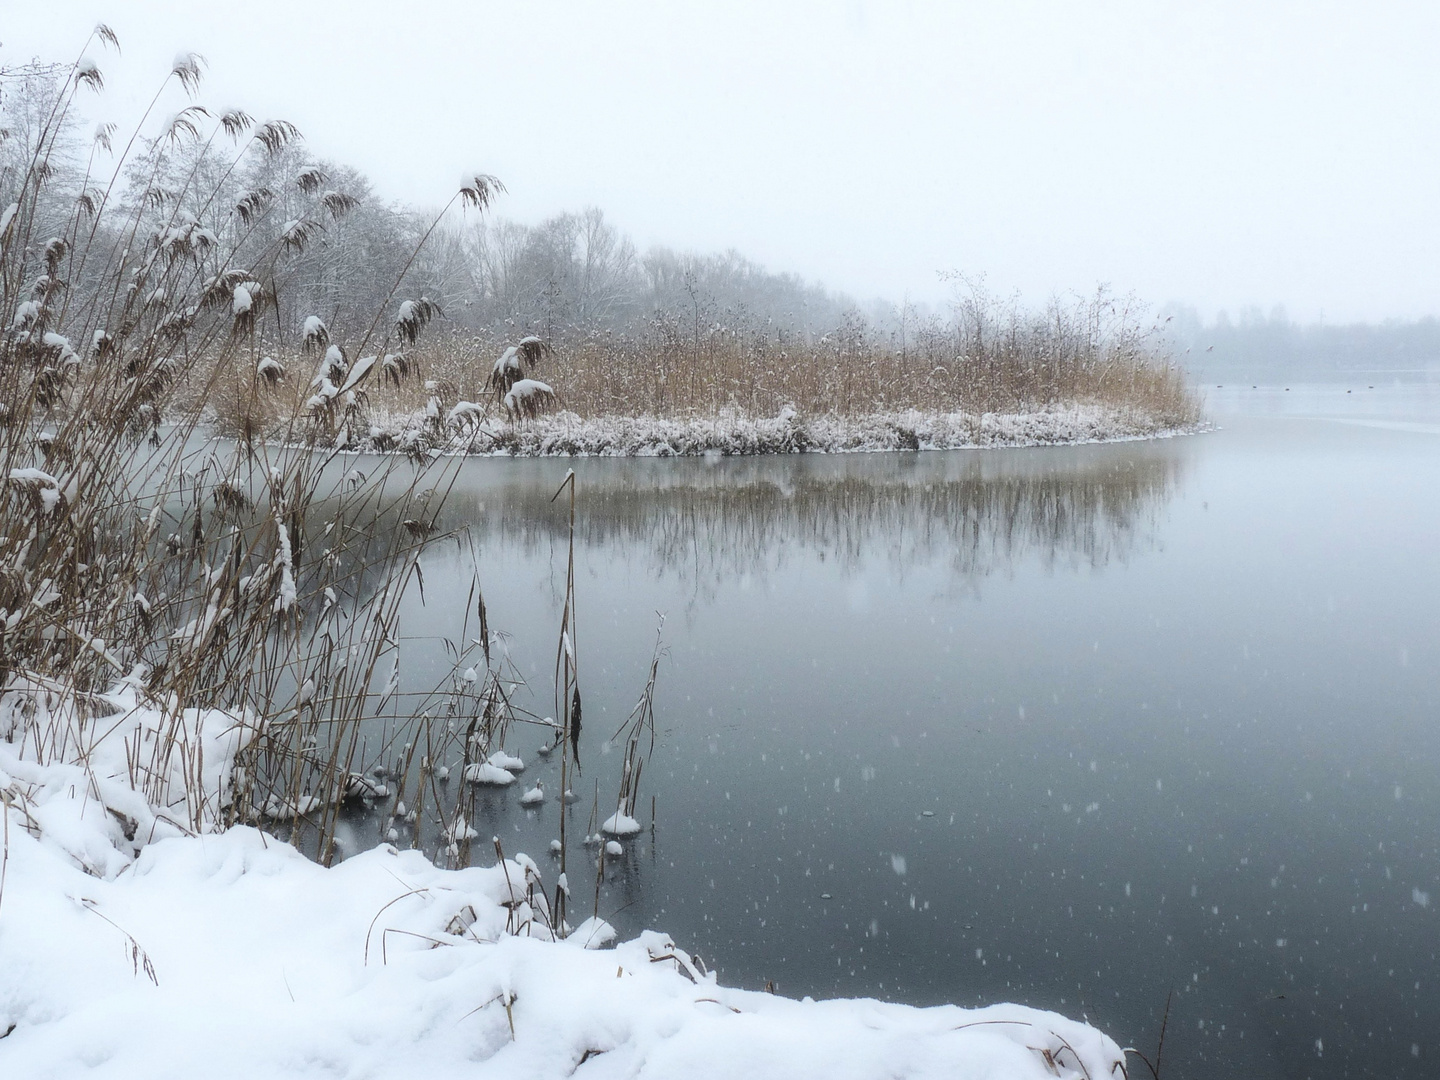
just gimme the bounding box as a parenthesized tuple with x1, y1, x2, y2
(4, 1, 1438, 322)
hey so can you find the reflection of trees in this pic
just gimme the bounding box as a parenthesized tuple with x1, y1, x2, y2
(435, 444, 1187, 589)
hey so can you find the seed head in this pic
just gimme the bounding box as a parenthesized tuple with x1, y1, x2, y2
(459, 173, 505, 211)
(172, 52, 206, 96)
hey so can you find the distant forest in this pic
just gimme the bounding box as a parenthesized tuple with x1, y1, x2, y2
(0, 63, 871, 347)
(1162, 306, 1440, 383)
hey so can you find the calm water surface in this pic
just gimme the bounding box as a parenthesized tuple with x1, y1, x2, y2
(369, 383, 1440, 1079)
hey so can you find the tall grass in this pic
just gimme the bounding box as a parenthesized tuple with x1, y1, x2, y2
(228, 286, 1199, 438)
(0, 32, 534, 862)
(534, 289, 1195, 422)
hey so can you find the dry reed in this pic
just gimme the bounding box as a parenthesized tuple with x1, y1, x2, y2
(0, 33, 524, 862)
(249, 288, 1200, 440)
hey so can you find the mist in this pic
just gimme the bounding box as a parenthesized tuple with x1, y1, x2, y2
(4, 1, 1438, 323)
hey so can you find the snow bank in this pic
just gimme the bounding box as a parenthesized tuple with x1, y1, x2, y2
(0, 677, 1125, 1079)
(0, 677, 260, 877)
(354, 403, 1199, 458)
(0, 826, 1123, 1080)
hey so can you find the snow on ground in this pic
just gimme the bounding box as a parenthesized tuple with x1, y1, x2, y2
(357, 403, 1199, 458)
(0, 678, 261, 876)
(1, 680, 1125, 1079)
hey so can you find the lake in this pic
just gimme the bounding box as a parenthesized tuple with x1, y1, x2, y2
(360, 382, 1440, 1079)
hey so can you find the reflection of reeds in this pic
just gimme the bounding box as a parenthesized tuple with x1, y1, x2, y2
(551, 470, 580, 928)
(610, 619, 662, 825)
(434, 447, 1185, 590)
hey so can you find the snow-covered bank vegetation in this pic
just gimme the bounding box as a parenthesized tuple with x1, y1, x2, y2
(356, 401, 1194, 458)
(224, 286, 1200, 456)
(2, 32, 1137, 1077)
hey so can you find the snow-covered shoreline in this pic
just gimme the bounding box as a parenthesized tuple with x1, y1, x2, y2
(1, 825, 1124, 1080)
(347, 403, 1202, 458)
(1, 687, 1126, 1080)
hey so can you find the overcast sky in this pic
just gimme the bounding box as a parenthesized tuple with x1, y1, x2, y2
(4, 1, 1438, 322)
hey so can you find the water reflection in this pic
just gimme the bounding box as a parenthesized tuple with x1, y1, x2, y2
(438, 443, 1188, 589)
